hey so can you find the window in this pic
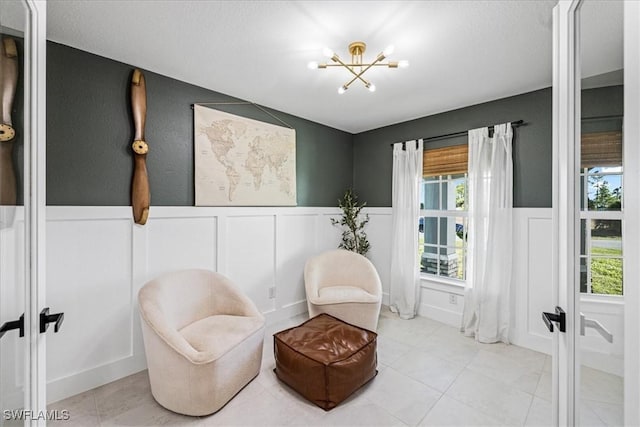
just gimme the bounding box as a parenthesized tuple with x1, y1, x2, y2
(419, 145, 468, 281)
(579, 130, 623, 295)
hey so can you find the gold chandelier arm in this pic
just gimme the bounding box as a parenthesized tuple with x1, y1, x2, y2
(342, 72, 371, 90)
(340, 52, 389, 90)
(349, 53, 385, 81)
(324, 63, 391, 67)
(331, 54, 369, 85)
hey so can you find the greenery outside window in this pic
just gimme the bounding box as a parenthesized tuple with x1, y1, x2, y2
(579, 129, 623, 295)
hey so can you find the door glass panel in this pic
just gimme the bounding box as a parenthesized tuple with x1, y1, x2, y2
(0, 0, 27, 422)
(579, 1, 624, 424)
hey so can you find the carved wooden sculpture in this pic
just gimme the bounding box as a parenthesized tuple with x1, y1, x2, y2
(0, 37, 18, 205)
(131, 69, 150, 225)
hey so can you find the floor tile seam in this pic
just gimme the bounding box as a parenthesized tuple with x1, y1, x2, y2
(522, 369, 546, 404)
(87, 389, 101, 426)
(463, 361, 542, 392)
(413, 392, 448, 427)
(580, 397, 624, 407)
(472, 348, 546, 374)
(444, 367, 536, 425)
(357, 394, 412, 427)
(580, 400, 611, 426)
(459, 364, 541, 399)
(392, 345, 468, 374)
(437, 392, 508, 426)
(383, 365, 445, 397)
(522, 386, 541, 427)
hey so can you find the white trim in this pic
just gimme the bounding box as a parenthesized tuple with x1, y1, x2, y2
(624, 1, 640, 424)
(553, 2, 581, 425)
(22, 1, 48, 425)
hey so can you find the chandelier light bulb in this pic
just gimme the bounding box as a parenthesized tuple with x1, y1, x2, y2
(307, 61, 319, 69)
(398, 60, 410, 68)
(366, 83, 376, 92)
(383, 45, 395, 56)
(322, 47, 335, 58)
(338, 85, 348, 94)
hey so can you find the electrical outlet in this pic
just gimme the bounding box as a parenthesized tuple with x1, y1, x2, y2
(449, 294, 457, 305)
(269, 287, 276, 299)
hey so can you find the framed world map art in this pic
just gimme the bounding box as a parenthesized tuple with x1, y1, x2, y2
(194, 104, 297, 206)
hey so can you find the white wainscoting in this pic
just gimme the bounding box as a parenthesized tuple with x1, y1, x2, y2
(0, 206, 623, 404)
(41, 206, 361, 402)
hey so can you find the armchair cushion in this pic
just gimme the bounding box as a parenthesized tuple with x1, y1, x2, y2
(179, 314, 265, 361)
(316, 285, 380, 305)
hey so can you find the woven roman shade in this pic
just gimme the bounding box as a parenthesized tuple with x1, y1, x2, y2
(581, 131, 622, 168)
(423, 144, 468, 177)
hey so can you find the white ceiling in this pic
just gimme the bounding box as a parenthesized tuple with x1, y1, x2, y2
(3, 1, 624, 133)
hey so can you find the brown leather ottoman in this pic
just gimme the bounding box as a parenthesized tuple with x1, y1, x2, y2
(273, 313, 377, 410)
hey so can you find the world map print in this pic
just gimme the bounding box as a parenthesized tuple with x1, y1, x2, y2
(194, 105, 296, 206)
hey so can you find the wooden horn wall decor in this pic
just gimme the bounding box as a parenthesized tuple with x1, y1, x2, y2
(0, 37, 18, 206)
(130, 69, 150, 225)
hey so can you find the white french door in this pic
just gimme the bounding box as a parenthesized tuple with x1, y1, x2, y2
(553, 1, 640, 425)
(0, 1, 48, 425)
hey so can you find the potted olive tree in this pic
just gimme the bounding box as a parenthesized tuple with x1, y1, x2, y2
(330, 189, 371, 257)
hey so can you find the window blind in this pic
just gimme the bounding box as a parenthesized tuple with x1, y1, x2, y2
(581, 131, 622, 168)
(423, 144, 468, 177)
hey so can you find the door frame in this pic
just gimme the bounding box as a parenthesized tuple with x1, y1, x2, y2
(624, 2, 640, 425)
(22, 0, 47, 423)
(552, 1, 580, 425)
(554, 1, 640, 425)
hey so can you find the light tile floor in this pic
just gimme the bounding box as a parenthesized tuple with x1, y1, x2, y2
(47, 308, 623, 426)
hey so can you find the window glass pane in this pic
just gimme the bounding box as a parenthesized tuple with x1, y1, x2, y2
(580, 219, 586, 256)
(424, 217, 438, 245)
(589, 219, 622, 256)
(439, 217, 458, 246)
(456, 217, 467, 244)
(423, 182, 440, 210)
(587, 173, 622, 211)
(580, 257, 588, 293)
(580, 174, 586, 211)
(452, 176, 466, 210)
(441, 181, 450, 210)
(591, 257, 623, 295)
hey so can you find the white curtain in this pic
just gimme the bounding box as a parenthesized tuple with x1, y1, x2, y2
(462, 123, 513, 343)
(389, 139, 423, 319)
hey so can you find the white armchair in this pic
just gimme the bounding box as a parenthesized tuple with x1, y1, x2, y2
(304, 249, 382, 331)
(138, 269, 265, 416)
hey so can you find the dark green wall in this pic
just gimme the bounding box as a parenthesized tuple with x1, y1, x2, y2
(352, 85, 624, 208)
(353, 88, 553, 208)
(26, 39, 626, 209)
(581, 85, 623, 133)
(46, 42, 353, 206)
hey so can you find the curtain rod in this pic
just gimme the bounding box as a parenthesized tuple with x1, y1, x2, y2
(390, 120, 525, 148)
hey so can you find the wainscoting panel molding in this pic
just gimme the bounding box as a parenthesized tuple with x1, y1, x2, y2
(42, 206, 345, 402)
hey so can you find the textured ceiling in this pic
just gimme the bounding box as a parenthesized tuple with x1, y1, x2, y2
(2, 1, 624, 133)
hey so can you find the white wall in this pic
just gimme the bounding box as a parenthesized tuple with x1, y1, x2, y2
(1, 205, 623, 405)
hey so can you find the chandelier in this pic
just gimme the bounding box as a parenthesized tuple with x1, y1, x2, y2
(308, 41, 409, 94)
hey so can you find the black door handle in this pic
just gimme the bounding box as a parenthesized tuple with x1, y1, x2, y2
(40, 308, 64, 333)
(542, 306, 566, 333)
(0, 314, 24, 339)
